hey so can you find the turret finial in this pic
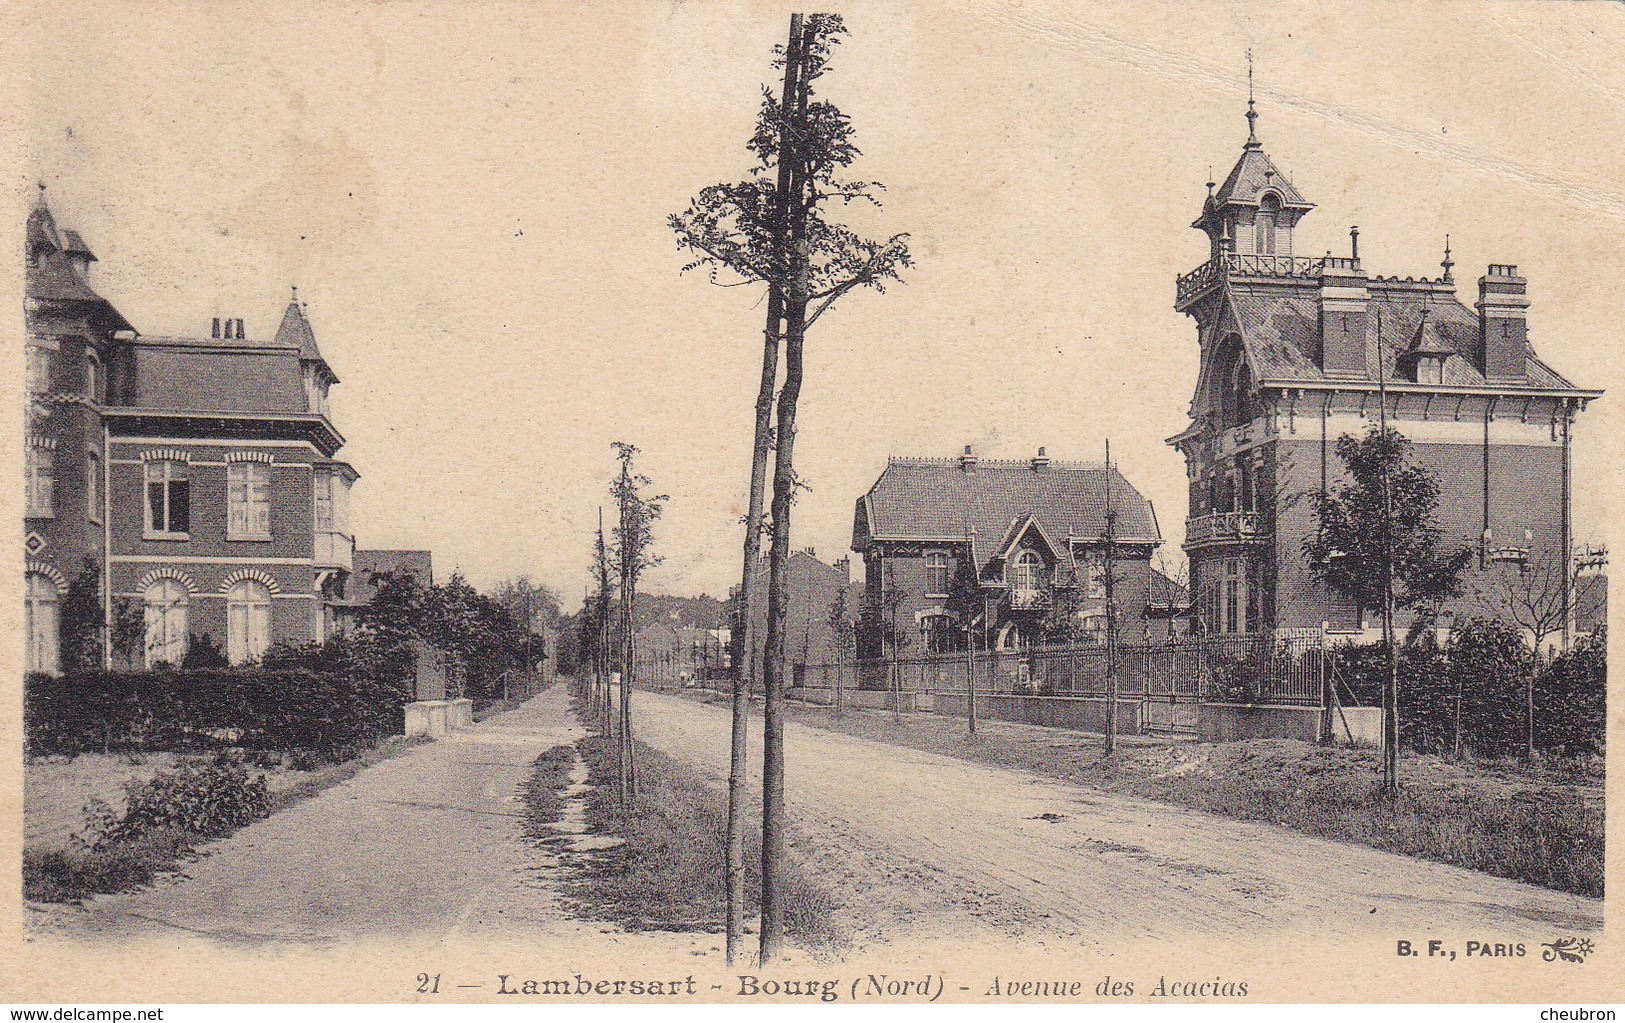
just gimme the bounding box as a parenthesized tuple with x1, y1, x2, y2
(34, 181, 47, 208)
(1245, 49, 1259, 146)
(1440, 235, 1454, 283)
(291, 284, 299, 302)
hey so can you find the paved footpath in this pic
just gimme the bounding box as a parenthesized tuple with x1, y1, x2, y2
(632, 691, 1602, 949)
(30, 686, 599, 947)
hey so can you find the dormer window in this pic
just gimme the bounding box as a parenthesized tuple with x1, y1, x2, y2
(1416, 356, 1445, 385)
(1010, 550, 1044, 593)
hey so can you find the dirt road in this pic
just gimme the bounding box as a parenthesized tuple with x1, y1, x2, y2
(632, 692, 1601, 950)
(28, 687, 728, 963)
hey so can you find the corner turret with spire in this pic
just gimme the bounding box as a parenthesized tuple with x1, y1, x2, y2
(275, 285, 339, 417)
(1191, 56, 1313, 264)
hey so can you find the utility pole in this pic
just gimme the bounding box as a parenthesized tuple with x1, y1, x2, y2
(964, 525, 978, 736)
(1104, 439, 1119, 755)
(1376, 308, 1400, 794)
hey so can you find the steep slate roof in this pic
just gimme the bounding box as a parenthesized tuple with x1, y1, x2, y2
(124, 335, 308, 413)
(1210, 143, 1310, 210)
(855, 457, 1161, 573)
(274, 298, 338, 382)
(24, 202, 134, 330)
(354, 550, 435, 592)
(1227, 283, 1577, 390)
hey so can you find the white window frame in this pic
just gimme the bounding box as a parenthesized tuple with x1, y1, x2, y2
(26, 346, 51, 393)
(26, 445, 54, 519)
(924, 551, 948, 598)
(314, 469, 335, 532)
(227, 462, 272, 541)
(85, 351, 102, 403)
(226, 580, 273, 664)
(143, 578, 189, 668)
(1010, 550, 1044, 593)
(87, 450, 102, 523)
(25, 572, 60, 675)
(144, 460, 190, 539)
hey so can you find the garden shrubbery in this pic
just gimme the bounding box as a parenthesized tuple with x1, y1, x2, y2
(25, 637, 413, 761)
(1329, 619, 1606, 758)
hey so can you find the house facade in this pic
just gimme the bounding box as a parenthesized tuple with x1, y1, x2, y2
(25, 190, 360, 671)
(852, 448, 1181, 657)
(729, 549, 859, 684)
(1168, 102, 1602, 640)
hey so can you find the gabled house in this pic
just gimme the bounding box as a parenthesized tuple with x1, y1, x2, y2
(852, 448, 1181, 657)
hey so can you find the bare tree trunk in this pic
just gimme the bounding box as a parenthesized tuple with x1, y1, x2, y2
(760, 295, 805, 964)
(726, 14, 804, 968)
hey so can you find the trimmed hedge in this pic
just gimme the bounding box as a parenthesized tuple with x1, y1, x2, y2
(25, 667, 411, 760)
(1329, 620, 1606, 758)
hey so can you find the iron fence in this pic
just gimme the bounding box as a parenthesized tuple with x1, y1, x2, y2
(788, 631, 1329, 708)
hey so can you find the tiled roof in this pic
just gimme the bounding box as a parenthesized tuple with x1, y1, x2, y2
(856, 456, 1161, 571)
(124, 336, 307, 413)
(355, 550, 434, 590)
(1211, 144, 1310, 210)
(274, 299, 336, 380)
(1228, 283, 1577, 389)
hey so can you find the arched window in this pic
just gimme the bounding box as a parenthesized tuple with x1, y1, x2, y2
(85, 351, 102, 403)
(226, 580, 272, 664)
(1010, 550, 1044, 592)
(144, 578, 189, 668)
(1255, 193, 1280, 255)
(25, 573, 60, 674)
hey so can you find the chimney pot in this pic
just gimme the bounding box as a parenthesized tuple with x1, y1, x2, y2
(212, 317, 221, 339)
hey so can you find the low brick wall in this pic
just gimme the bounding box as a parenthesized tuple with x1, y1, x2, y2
(931, 691, 1142, 735)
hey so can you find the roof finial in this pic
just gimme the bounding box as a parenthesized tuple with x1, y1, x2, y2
(34, 181, 47, 208)
(1440, 234, 1454, 283)
(290, 284, 299, 303)
(1245, 49, 1259, 146)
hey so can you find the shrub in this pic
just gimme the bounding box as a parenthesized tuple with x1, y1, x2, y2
(1536, 626, 1607, 757)
(93, 757, 270, 847)
(24, 660, 411, 760)
(1446, 616, 1534, 757)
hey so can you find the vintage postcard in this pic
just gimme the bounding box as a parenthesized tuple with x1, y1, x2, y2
(2, 0, 1620, 1008)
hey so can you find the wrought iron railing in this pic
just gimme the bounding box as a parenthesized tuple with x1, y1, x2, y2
(1175, 252, 1327, 307)
(1185, 510, 1266, 545)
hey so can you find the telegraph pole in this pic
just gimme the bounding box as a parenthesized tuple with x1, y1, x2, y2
(1104, 439, 1119, 755)
(1377, 308, 1399, 794)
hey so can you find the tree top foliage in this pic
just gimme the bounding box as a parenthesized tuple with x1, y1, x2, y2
(669, 14, 911, 321)
(1305, 426, 1474, 612)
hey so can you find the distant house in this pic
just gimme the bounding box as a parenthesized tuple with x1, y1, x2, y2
(852, 447, 1181, 657)
(730, 549, 859, 685)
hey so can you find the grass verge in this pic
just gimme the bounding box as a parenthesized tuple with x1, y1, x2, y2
(736, 695, 1603, 899)
(24, 734, 429, 904)
(523, 727, 848, 957)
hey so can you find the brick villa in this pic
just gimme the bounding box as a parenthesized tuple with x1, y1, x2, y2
(23, 189, 399, 671)
(852, 448, 1184, 657)
(1169, 100, 1602, 640)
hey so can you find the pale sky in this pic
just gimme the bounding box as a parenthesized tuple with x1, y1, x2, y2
(12, 1, 1623, 604)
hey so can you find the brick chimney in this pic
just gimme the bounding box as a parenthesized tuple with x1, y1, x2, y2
(1476, 265, 1529, 384)
(1318, 247, 1370, 379)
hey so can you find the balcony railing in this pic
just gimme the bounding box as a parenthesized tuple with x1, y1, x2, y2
(1175, 252, 1328, 308)
(315, 530, 354, 571)
(1006, 588, 1051, 611)
(1185, 511, 1266, 546)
